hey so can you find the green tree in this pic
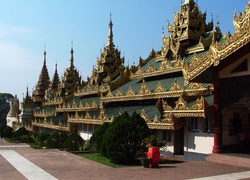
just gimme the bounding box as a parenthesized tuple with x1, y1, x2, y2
(89, 122, 110, 151)
(46, 131, 68, 149)
(34, 132, 50, 147)
(13, 127, 29, 141)
(2, 126, 13, 138)
(63, 132, 84, 151)
(0, 124, 6, 138)
(101, 112, 150, 165)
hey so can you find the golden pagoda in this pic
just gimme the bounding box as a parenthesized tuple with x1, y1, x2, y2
(20, 1, 250, 158)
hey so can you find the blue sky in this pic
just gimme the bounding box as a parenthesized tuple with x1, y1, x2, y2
(0, 0, 249, 100)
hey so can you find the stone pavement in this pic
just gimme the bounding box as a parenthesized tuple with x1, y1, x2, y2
(0, 139, 250, 180)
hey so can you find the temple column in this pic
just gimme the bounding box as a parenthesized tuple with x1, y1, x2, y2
(212, 72, 223, 153)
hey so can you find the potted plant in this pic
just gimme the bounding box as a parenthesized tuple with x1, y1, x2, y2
(143, 135, 166, 168)
(139, 156, 151, 168)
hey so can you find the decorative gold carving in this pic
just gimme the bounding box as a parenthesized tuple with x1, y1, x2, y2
(140, 109, 151, 122)
(98, 107, 108, 121)
(189, 96, 205, 110)
(135, 66, 144, 75)
(126, 86, 136, 96)
(175, 95, 188, 110)
(146, 64, 155, 73)
(85, 101, 90, 107)
(183, 3, 250, 81)
(131, 58, 182, 80)
(85, 111, 92, 119)
(162, 112, 174, 125)
(138, 79, 151, 95)
(154, 82, 167, 93)
(162, 99, 172, 111)
(153, 115, 159, 123)
(115, 87, 123, 96)
(106, 86, 114, 97)
(92, 100, 98, 108)
(170, 79, 184, 91)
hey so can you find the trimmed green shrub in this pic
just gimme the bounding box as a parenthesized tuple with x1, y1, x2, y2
(46, 131, 68, 149)
(34, 132, 50, 147)
(21, 134, 34, 143)
(2, 126, 13, 138)
(101, 111, 150, 165)
(0, 124, 6, 138)
(63, 133, 84, 151)
(89, 122, 110, 151)
(13, 127, 29, 141)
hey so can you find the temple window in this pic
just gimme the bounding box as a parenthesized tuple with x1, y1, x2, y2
(189, 117, 200, 132)
(89, 124, 93, 132)
(203, 114, 214, 133)
(83, 124, 87, 132)
(163, 130, 171, 142)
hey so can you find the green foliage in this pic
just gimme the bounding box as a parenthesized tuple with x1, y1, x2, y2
(21, 134, 34, 143)
(144, 135, 166, 148)
(34, 132, 50, 147)
(12, 127, 29, 141)
(0, 93, 14, 125)
(101, 112, 150, 165)
(2, 126, 13, 138)
(63, 132, 85, 151)
(89, 122, 110, 151)
(46, 131, 68, 149)
(79, 153, 128, 168)
(0, 124, 6, 137)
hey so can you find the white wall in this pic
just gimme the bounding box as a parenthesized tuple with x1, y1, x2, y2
(185, 131, 214, 154)
(78, 124, 95, 140)
(184, 119, 214, 154)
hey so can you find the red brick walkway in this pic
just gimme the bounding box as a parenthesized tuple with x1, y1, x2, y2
(0, 139, 249, 180)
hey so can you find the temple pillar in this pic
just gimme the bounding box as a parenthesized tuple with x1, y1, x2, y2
(212, 72, 223, 153)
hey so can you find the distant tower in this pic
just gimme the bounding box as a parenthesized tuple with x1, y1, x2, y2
(6, 95, 21, 128)
(19, 87, 34, 130)
(45, 63, 61, 100)
(60, 44, 82, 100)
(32, 47, 51, 105)
(91, 15, 125, 85)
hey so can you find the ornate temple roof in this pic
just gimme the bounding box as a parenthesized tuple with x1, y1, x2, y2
(89, 15, 125, 85)
(25, 1, 250, 133)
(183, 2, 250, 82)
(33, 49, 50, 104)
(60, 46, 82, 100)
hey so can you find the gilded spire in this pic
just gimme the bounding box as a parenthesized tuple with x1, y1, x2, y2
(32, 48, 50, 104)
(107, 13, 114, 49)
(44, 44, 46, 66)
(184, 0, 195, 4)
(49, 62, 60, 91)
(70, 41, 74, 69)
(26, 86, 29, 98)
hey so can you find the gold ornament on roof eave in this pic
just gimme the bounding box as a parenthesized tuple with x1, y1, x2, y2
(170, 79, 184, 91)
(154, 82, 167, 93)
(126, 86, 136, 96)
(115, 87, 123, 96)
(183, 3, 250, 81)
(138, 79, 151, 95)
(140, 109, 151, 123)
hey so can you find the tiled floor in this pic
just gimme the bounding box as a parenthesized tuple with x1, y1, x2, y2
(0, 139, 249, 180)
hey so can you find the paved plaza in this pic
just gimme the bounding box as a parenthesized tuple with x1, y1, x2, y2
(0, 139, 249, 180)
